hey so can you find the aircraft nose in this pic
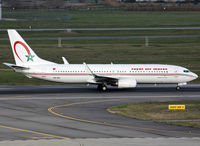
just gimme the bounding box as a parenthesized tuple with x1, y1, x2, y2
(193, 73, 198, 79)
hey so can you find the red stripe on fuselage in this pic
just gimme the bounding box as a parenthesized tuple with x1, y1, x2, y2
(23, 73, 195, 78)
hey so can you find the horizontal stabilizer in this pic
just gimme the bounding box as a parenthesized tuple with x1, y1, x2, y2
(3, 62, 29, 70)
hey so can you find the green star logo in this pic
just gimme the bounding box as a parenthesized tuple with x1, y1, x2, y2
(25, 53, 35, 62)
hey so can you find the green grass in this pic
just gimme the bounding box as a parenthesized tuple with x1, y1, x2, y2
(1, 10, 200, 28)
(0, 37, 200, 85)
(1, 29, 200, 38)
(108, 100, 200, 128)
(1, 38, 200, 65)
(0, 10, 200, 85)
(0, 72, 63, 85)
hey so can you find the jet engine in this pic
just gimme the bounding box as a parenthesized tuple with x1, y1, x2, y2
(118, 78, 137, 88)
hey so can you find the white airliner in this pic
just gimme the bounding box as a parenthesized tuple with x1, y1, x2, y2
(3, 29, 198, 91)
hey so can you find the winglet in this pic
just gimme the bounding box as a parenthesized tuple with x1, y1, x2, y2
(62, 57, 69, 64)
(83, 62, 93, 76)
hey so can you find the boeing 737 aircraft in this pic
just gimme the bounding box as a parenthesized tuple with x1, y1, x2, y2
(3, 30, 198, 91)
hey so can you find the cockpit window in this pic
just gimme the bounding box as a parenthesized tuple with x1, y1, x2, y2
(183, 70, 190, 73)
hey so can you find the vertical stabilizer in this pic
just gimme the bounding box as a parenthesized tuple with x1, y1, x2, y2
(8, 29, 55, 66)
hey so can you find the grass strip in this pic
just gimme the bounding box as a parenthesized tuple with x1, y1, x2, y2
(108, 100, 200, 128)
(2, 10, 200, 28)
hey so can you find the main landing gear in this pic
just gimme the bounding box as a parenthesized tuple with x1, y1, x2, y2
(97, 84, 107, 91)
(176, 86, 180, 90)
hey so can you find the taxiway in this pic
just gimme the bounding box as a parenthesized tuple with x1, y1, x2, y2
(0, 84, 200, 141)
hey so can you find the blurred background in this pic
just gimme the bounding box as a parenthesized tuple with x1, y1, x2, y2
(0, 0, 199, 85)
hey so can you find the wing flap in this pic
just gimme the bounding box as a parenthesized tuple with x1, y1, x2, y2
(94, 75, 118, 83)
(83, 62, 118, 84)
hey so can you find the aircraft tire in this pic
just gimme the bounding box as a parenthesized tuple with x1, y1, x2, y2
(102, 86, 107, 91)
(97, 84, 107, 91)
(176, 86, 180, 90)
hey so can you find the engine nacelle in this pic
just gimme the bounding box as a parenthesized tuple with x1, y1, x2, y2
(118, 78, 137, 88)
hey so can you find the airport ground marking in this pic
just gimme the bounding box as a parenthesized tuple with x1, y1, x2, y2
(31, 136, 55, 140)
(48, 99, 200, 137)
(48, 99, 122, 125)
(0, 124, 70, 140)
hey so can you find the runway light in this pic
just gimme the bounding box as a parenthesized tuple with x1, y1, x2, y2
(168, 105, 186, 110)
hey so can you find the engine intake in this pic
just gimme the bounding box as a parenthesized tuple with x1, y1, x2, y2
(118, 78, 137, 88)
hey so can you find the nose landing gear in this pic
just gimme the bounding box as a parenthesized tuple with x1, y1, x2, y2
(176, 83, 187, 90)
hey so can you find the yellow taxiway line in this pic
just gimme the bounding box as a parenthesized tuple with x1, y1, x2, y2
(48, 99, 200, 137)
(0, 124, 70, 139)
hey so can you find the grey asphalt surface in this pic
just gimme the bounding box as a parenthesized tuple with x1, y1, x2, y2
(0, 84, 200, 142)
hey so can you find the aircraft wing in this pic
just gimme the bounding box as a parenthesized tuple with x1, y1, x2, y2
(3, 63, 29, 70)
(94, 75, 118, 84)
(83, 62, 118, 84)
